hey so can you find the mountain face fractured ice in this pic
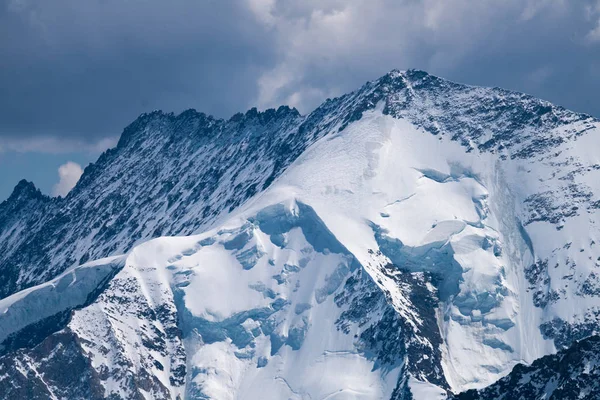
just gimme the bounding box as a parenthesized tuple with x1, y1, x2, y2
(0, 70, 599, 399)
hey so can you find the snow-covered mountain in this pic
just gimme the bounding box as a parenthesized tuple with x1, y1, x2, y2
(1, 70, 599, 399)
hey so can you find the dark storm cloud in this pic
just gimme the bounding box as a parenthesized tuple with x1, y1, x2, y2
(0, 0, 276, 143)
(1, 0, 600, 151)
(250, 0, 600, 119)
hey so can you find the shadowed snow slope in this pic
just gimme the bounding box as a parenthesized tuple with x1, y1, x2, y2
(1, 70, 600, 399)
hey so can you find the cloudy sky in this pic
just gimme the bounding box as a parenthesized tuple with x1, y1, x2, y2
(1, 0, 600, 200)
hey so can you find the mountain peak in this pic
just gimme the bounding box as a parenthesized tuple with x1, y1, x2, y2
(115, 109, 221, 149)
(229, 105, 301, 124)
(384, 68, 429, 80)
(0, 179, 49, 225)
(6, 179, 46, 203)
(366, 67, 597, 158)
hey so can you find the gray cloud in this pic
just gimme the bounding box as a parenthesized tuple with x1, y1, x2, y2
(1, 0, 599, 152)
(1, 0, 275, 143)
(251, 0, 600, 114)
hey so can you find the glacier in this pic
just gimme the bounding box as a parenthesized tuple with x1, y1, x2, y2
(0, 69, 599, 399)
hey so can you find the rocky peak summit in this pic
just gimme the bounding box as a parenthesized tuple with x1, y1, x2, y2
(3, 180, 47, 204)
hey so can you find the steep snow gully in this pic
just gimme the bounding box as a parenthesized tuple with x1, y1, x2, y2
(1, 70, 600, 399)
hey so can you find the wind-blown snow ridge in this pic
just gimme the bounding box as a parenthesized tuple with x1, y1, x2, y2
(0, 255, 124, 354)
(1, 69, 600, 399)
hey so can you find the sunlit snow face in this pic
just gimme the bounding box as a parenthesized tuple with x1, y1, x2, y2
(117, 201, 407, 399)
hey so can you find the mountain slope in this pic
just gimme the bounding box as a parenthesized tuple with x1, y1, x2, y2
(0, 200, 443, 399)
(0, 107, 302, 299)
(455, 335, 600, 400)
(1, 70, 600, 399)
(0, 79, 395, 299)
